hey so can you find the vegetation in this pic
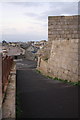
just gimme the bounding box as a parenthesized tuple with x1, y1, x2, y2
(50, 77, 80, 86)
(36, 69, 80, 86)
(36, 69, 41, 74)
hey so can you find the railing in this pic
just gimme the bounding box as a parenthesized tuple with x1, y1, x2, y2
(2, 55, 13, 93)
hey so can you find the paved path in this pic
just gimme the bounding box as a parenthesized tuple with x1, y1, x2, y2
(16, 59, 79, 118)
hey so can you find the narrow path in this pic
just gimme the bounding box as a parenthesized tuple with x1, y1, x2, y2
(16, 59, 79, 118)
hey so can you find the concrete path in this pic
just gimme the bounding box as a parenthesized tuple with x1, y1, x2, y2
(16, 59, 79, 118)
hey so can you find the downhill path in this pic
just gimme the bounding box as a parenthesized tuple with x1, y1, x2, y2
(16, 59, 79, 118)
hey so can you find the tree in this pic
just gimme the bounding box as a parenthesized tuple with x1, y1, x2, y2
(2, 40, 8, 46)
(2, 40, 7, 44)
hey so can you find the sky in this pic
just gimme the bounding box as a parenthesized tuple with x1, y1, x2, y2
(0, 0, 79, 42)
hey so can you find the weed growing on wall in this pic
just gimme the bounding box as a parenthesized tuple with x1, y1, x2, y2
(36, 69, 80, 86)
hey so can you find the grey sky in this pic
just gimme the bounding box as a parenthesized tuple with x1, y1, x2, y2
(0, 1, 79, 42)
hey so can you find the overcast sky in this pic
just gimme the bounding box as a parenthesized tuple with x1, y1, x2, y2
(0, 1, 79, 42)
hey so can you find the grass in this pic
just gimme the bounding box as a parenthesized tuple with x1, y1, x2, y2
(47, 75, 80, 86)
(36, 69, 80, 86)
(36, 69, 42, 74)
(47, 76, 80, 86)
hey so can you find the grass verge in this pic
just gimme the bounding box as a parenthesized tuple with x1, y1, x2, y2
(36, 69, 80, 86)
(47, 76, 80, 86)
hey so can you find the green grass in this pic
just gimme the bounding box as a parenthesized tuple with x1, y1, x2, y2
(47, 76, 80, 86)
(36, 69, 80, 86)
(46, 75, 53, 79)
(36, 69, 42, 74)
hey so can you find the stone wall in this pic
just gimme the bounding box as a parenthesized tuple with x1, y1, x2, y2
(48, 39, 79, 82)
(37, 57, 48, 75)
(78, 15, 80, 81)
(37, 15, 80, 82)
(48, 16, 78, 41)
(0, 53, 2, 120)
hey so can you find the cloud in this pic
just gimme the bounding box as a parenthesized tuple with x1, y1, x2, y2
(0, 2, 78, 42)
(42, 2, 78, 17)
(6, 2, 44, 8)
(24, 2, 78, 22)
(25, 12, 38, 18)
(0, 0, 79, 2)
(60, 14, 72, 16)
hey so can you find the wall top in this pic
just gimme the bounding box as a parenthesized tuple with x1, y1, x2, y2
(48, 15, 80, 20)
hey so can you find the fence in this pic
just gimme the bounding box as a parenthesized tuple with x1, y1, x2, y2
(2, 55, 13, 93)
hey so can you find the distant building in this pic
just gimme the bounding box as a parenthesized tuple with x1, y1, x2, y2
(25, 44, 39, 60)
(34, 40, 47, 49)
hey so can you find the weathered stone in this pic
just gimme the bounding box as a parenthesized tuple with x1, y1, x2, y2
(0, 53, 2, 120)
(2, 63, 16, 119)
(37, 15, 80, 82)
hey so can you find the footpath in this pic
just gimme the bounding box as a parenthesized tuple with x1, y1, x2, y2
(2, 62, 16, 119)
(16, 59, 79, 118)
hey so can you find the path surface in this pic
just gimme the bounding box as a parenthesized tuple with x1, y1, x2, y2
(16, 59, 79, 118)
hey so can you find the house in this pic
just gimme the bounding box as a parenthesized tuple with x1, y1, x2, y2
(25, 45, 39, 60)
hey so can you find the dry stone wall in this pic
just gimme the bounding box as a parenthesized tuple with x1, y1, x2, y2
(48, 16, 79, 41)
(48, 39, 79, 82)
(38, 15, 80, 82)
(0, 53, 2, 120)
